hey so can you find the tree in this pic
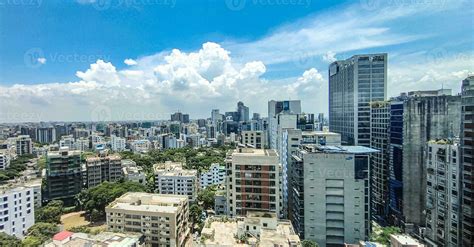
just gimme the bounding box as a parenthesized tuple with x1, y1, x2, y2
(370, 226, 401, 245)
(0, 232, 22, 246)
(22, 236, 43, 247)
(189, 204, 203, 230)
(76, 181, 146, 221)
(301, 240, 319, 247)
(25, 222, 59, 244)
(35, 200, 64, 224)
(198, 186, 217, 209)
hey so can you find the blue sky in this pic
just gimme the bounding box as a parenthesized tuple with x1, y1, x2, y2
(0, 0, 473, 122)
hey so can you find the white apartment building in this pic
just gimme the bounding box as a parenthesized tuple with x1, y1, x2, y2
(240, 130, 266, 149)
(199, 163, 225, 188)
(0, 185, 35, 238)
(122, 159, 146, 185)
(16, 135, 33, 156)
(59, 135, 75, 150)
(290, 144, 377, 247)
(131, 139, 152, 153)
(425, 140, 461, 247)
(106, 192, 190, 247)
(226, 147, 281, 217)
(154, 161, 198, 202)
(0, 149, 10, 170)
(111, 135, 126, 152)
(75, 138, 89, 151)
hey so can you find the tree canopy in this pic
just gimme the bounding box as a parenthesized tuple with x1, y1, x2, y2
(301, 240, 319, 247)
(76, 181, 146, 221)
(0, 232, 22, 246)
(35, 200, 64, 224)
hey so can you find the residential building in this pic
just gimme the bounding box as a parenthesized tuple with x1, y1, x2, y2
(111, 135, 126, 152)
(45, 147, 82, 204)
(45, 231, 144, 247)
(36, 126, 57, 144)
(369, 101, 390, 222)
(122, 159, 146, 185)
(268, 100, 301, 149)
(329, 53, 387, 146)
(290, 144, 377, 246)
(461, 76, 474, 246)
(154, 161, 198, 202)
(390, 234, 424, 247)
(0, 185, 35, 238)
(388, 91, 461, 229)
(105, 192, 190, 247)
(16, 135, 33, 156)
(424, 139, 461, 247)
(240, 130, 266, 149)
(84, 155, 123, 188)
(75, 137, 89, 151)
(214, 189, 227, 215)
(130, 139, 151, 153)
(0, 149, 10, 170)
(200, 212, 300, 247)
(226, 147, 281, 217)
(59, 135, 75, 150)
(199, 163, 225, 188)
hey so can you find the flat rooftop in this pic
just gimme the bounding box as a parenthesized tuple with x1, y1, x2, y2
(300, 144, 379, 154)
(107, 192, 187, 214)
(232, 148, 278, 157)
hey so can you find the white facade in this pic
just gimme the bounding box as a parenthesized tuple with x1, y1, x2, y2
(75, 138, 89, 151)
(111, 135, 126, 152)
(199, 163, 225, 188)
(154, 161, 198, 202)
(59, 135, 75, 150)
(122, 159, 146, 185)
(130, 139, 151, 153)
(0, 186, 35, 238)
(16, 135, 33, 156)
(0, 150, 10, 170)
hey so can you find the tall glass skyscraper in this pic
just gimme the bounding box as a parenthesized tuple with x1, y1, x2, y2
(328, 53, 387, 146)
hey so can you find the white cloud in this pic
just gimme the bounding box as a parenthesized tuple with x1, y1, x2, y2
(37, 57, 46, 64)
(124, 58, 138, 66)
(322, 51, 336, 63)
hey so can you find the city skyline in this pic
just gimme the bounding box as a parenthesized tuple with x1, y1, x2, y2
(0, 0, 473, 122)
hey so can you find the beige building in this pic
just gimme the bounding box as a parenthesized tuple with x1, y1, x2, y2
(240, 131, 266, 149)
(84, 154, 123, 188)
(45, 231, 144, 247)
(226, 147, 281, 217)
(201, 212, 300, 246)
(106, 192, 189, 247)
(154, 161, 198, 202)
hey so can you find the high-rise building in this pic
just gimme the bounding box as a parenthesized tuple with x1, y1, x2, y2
(290, 144, 377, 247)
(170, 112, 183, 122)
(154, 161, 198, 202)
(329, 53, 387, 146)
(388, 90, 461, 229)
(105, 192, 190, 247)
(268, 100, 301, 149)
(59, 135, 75, 150)
(182, 114, 190, 124)
(369, 101, 390, 222)
(424, 139, 461, 247)
(36, 126, 57, 144)
(226, 147, 281, 217)
(0, 149, 10, 170)
(110, 135, 126, 152)
(237, 101, 249, 122)
(16, 135, 33, 156)
(240, 130, 266, 149)
(0, 185, 35, 238)
(461, 76, 474, 246)
(45, 147, 82, 204)
(84, 155, 123, 188)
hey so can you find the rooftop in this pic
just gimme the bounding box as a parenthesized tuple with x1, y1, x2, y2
(232, 148, 278, 157)
(46, 231, 143, 247)
(153, 161, 197, 176)
(107, 192, 187, 214)
(300, 144, 379, 154)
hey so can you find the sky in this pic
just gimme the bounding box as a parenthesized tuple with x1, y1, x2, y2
(0, 0, 473, 122)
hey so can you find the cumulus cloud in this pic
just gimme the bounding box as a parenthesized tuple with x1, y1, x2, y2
(124, 58, 138, 66)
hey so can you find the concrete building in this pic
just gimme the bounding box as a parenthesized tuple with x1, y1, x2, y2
(240, 130, 266, 149)
(390, 234, 425, 247)
(45, 147, 82, 204)
(0, 185, 35, 238)
(268, 100, 301, 149)
(369, 101, 391, 222)
(111, 135, 126, 152)
(200, 212, 300, 247)
(45, 231, 144, 247)
(154, 161, 198, 202)
(290, 144, 377, 247)
(0, 149, 10, 170)
(16, 135, 33, 156)
(329, 53, 387, 146)
(36, 126, 56, 144)
(226, 147, 281, 217)
(199, 163, 225, 188)
(84, 155, 123, 188)
(122, 159, 146, 185)
(214, 189, 227, 215)
(130, 139, 152, 153)
(461, 76, 474, 246)
(105, 192, 189, 247)
(424, 139, 461, 247)
(388, 91, 461, 229)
